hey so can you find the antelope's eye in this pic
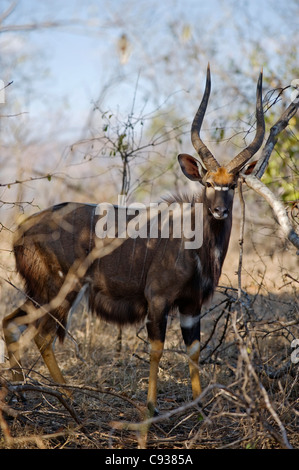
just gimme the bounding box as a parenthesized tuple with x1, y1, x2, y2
(206, 182, 212, 188)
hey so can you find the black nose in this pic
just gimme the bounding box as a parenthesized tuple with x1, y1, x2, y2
(214, 206, 228, 218)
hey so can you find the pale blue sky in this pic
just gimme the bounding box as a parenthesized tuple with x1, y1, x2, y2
(1, 0, 298, 143)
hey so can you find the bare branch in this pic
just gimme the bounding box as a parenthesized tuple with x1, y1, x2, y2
(0, 2, 17, 23)
(243, 174, 299, 253)
(253, 96, 299, 179)
(239, 87, 299, 254)
(0, 80, 13, 92)
(231, 312, 293, 450)
(0, 173, 53, 187)
(0, 20, 78, 33)
(237, 179, 246, 299)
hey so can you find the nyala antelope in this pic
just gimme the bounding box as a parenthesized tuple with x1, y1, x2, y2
(3, 65, 265, 415)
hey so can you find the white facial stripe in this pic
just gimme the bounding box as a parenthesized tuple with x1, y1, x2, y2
(214, 186, 229, 191)
(214, 247, 221, 260)
(180, 313, 201, 329)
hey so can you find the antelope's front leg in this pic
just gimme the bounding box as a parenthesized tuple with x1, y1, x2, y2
(147, 339, 164, 416)
(146, 305, 168, 417)
(180, 311, 201, 400)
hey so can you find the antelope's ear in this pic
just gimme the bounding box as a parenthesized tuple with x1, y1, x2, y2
(178, 154, 206, 182)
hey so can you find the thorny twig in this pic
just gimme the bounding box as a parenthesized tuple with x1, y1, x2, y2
(237, 178, 246, 300)
(242, 88, 299, 254)
(253, 91, 299, 179)
(1, 379, 83, 428)
(231, 312, 293, 449)
(243, 175, 299, 253)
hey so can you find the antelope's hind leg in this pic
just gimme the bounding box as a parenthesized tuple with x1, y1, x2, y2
(34, 331, 71, 398)
(3, 301, 71, 398)
(2, 302, 32, 384)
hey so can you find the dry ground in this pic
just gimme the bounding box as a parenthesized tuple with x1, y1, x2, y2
(0, 209, 298, 449)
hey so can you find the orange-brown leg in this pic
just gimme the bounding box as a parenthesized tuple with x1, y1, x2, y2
(136, 337, 164, 449)
(145, 301, 168, 417)
(187, 340, 201, 400)
(3, 303, 70, 398)
(34, 332, 71, 398)
(2, 305, 30, 383)
(147, 339, 164, 416)
(180, 312, 202, 401)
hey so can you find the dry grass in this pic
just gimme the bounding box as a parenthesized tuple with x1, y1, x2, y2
(0, 214, 298, 449)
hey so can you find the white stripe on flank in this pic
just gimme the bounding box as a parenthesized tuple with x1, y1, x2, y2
(195, 253, 202, 273)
